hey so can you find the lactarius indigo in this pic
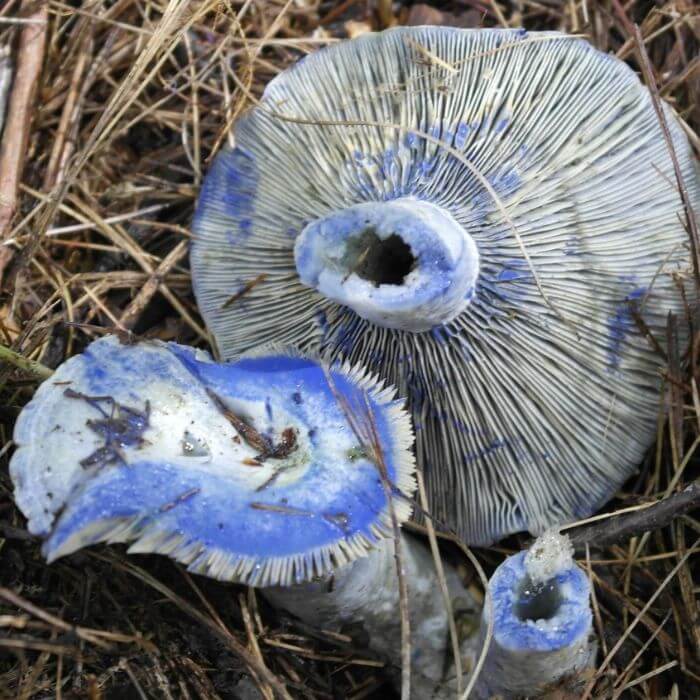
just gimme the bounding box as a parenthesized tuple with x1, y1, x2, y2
(191, 27, 700, 546)
(474, 531, 594, 698)
(9, 336, 478, 695)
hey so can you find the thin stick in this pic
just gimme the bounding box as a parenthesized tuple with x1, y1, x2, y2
(118, 240, 188, 330)
(322, 366, 411, 700)
(0, 342, 53, 379)
(580, 536, 700, 698)
(0, 1, 48, 277)
(634, 25, 700, 287)
(43, 26, 93, 190)
(611, 610, 672, 698)
(416, 469, 462, 694)
(362, 393, 411, 700)
(457, 543, 492, 700)
(566, 481, 700, 549)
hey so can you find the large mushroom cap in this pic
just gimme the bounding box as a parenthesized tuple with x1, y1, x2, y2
(190, 27, 699, 545)
(10, 336, 415, 586)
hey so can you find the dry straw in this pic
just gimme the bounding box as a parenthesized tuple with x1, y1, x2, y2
(0, 1, 699, 698)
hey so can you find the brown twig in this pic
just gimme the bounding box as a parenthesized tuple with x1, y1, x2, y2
(0, 0, 48, 278)
(118, 239, 188, 329)
(634, 24, 700, 288)
(567, 481, 700, 549)
(221, 272, 267, 309)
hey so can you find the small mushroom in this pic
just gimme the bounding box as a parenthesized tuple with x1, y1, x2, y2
(10, 336, 476, 694)
(473, 530, 594, 698)
(191, 27, 699, 545)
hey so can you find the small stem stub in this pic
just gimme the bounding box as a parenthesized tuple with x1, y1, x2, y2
(475, 535, 594, 698)
(294, 198, 479, 332)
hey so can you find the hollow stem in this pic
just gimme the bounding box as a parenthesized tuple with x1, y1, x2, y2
(471, 535, 594, 698)
(294, 198, 479, 332)
(262, 532, 480, 696)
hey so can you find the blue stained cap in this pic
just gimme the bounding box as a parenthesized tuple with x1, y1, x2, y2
(10, 336, 415, 586)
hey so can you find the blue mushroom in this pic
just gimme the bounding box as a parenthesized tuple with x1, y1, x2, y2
(10, 335, 487, 695)
(11, 335, 416, 586)
(10, 339, 598, 696)
(190, 27, 699, 545)
(474, 531, 594, 698)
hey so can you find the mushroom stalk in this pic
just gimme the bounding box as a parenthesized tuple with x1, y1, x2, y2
(472, 531, 594, 698)
(264, 532, 476, 696)
(294, 198, 479, 332)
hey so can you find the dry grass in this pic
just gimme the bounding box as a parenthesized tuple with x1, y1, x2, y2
(0, 1, 699, 698)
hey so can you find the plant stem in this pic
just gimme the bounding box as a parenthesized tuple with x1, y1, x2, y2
(0, 344, 53, 379)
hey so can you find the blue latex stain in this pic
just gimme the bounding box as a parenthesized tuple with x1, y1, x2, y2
(420, 156, 438, 177)
(492, 168, 521, 195)
(336, 323, 355, 355)
(463, 438, 508, 464)
(368, 348, 384, 364)
(607, 286, 646, 370)
(497, 269, 525, 282)
(44, 339, 405, 562)
(405, 374, 426, 403)
(192, 146, 258, 247)
(470, 165, 522, 213)
(495, 118, 510, 133)
(314, 310, 329, 334)
(455, 123, 470, 149)
(497, 260, 532, 283)
(563, 235, 581, 257)
(451, 418, 471, 433)
(430, 326, 450, 345)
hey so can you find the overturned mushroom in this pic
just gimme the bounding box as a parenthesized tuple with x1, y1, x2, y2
(10, 336, 478, 695)
(191, 27, 699, 545)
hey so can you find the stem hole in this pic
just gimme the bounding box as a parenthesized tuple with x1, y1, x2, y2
(344, 229, 415, 286)
(515, 575, 562, 621)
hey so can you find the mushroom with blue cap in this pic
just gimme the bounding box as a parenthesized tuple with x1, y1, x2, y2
(9, 337, 598, 696)
(190, 26, 700, 546)
(9, 335, 479, 695)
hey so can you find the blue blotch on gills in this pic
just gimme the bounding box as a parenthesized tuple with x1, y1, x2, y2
(192, 147, 259, 246)
(606, 286, 647, 370)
